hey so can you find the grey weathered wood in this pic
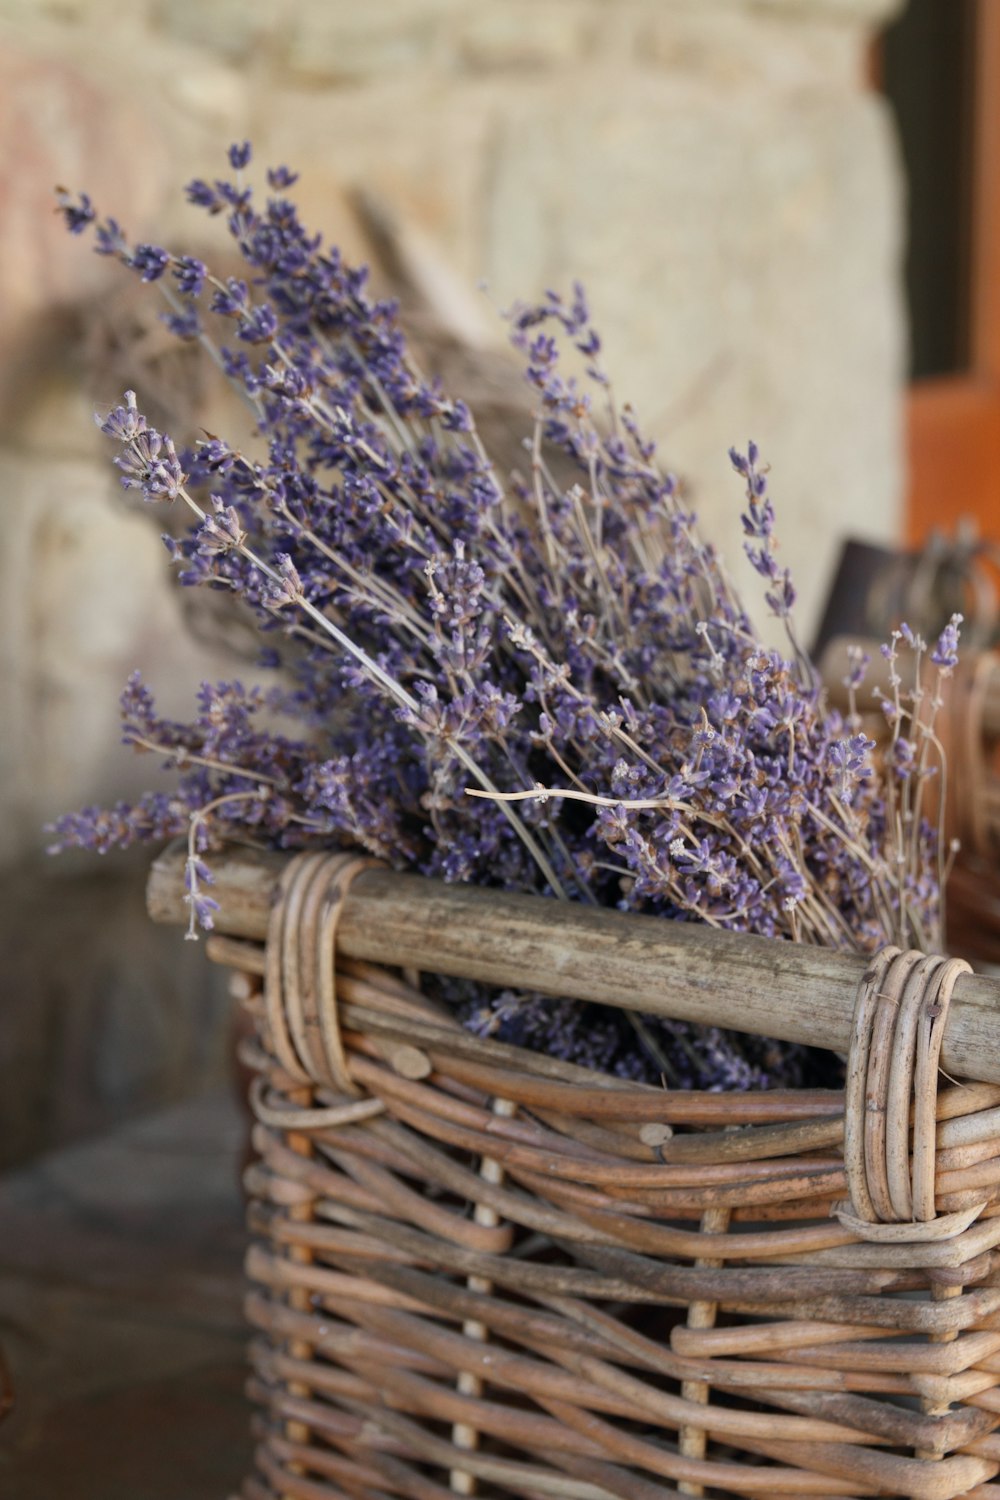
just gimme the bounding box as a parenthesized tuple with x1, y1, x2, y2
(147, 842, 1000, 1083)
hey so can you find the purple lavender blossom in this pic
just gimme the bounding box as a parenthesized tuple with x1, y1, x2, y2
(130, 244, 170, 282)
(932, 612, 963, 671)
(162, 306, 202, 340)
(264, 553, 303, 608)
(210, 278, 250, 317)
(55, 188, 95, 234)
(843, 644, 870, 694)
(49, 146, 951, 1089)
(196, 496, 246, 555)
(172, 255, 207, 297)
(112, 424, 185, 502)
(95, 217, 128, 257)
(98, 389, 147, 443)
(186, 179, 220, 211)
(829, 732, 875, 804)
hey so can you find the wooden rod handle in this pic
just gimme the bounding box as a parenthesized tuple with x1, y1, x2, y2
(147, 842, 1000, 1084)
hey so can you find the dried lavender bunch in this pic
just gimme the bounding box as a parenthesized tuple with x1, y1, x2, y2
(51, 145, 960, 1088)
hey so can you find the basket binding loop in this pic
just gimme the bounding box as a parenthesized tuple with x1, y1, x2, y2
(840, 945, 982, 1242)
(260, 849, 385, 1112)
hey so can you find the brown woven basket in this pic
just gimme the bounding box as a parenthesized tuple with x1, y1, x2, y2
(149, 845, 1000, 1500)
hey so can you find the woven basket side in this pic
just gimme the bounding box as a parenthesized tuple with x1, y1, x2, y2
(215, 853, 1000, 1500)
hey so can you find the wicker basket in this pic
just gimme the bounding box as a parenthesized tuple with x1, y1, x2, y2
(149, 845, 1000, 1500)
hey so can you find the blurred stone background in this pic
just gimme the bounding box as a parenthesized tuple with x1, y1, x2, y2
(0, 0, 904, 1167)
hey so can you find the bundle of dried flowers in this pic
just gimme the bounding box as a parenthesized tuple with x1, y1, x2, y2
(51, 145, 961, 1088)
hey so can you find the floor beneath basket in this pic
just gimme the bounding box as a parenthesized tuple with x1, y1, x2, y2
(0, 1090, 251, 1500)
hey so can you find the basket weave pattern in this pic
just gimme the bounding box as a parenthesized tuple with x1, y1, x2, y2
(221, 853, 1000, 1500)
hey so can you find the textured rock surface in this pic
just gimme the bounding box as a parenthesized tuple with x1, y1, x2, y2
(483, 73, 903, 623)
(0, 0, 907, 1160)
(0, 451, 239, 859)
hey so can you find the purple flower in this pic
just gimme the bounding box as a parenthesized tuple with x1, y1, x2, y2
(236, 301, 278, 344)
(55, 188, 94, 234)
(210, 278, 250, 317)
(172, 255, 207, 297)
(95, 217, 128, 256)
(196, 496, 246, 555)
(829, 732, 874, 803)
(267, 165, 299, 189)
(843, 644, 870, 693)
(932, 612, 962, 671)
(184, 853, 221, 935)
(108, 405, 185, 502)
(765, 571, 796, 619)
(97, 389, 147, 442)
(890, 737, 916, 778)
(51, 143, 945, 1089)
(162, 306, 201, 340)
(186, 178, 220, 211)
(129, 243, 170, 282)
(265, 553, 303, 607)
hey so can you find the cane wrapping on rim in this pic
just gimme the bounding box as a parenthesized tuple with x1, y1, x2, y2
(840, 946, 979, 1242)
(262, 850, 383, 1096)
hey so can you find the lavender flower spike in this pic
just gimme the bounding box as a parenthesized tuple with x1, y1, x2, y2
(97, 389, 147, 443)
(50, 145, 949, 1088)
(932, 612, 963, 672)
(102, 395, 185, 502)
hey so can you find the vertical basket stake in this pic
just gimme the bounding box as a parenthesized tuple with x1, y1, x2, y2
(914, 958, 967, 1463)
(914, 1278, 963, 1463)
(238, 957, 314, 1494)
(284, 1083, 317, 1467)
(677, 1204, 732, 1495)
(266, 852, 333, 1497)
(449, 1095, 517, 1495)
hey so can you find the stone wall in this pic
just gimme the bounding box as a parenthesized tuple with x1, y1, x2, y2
(0, 0, 905, 1164)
